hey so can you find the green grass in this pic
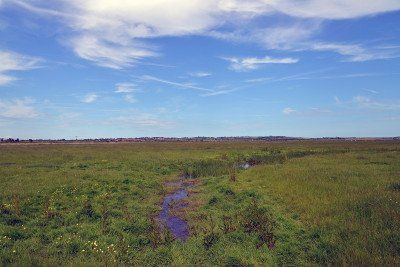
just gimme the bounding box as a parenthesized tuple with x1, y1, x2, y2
(0, 141, 399, 265)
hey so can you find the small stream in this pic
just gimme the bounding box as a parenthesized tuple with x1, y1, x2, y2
(159, 177, 190, 242)
(159, 161, 251, 242)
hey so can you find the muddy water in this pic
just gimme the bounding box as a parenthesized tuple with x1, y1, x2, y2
(159, 163, 251, 241)
(159, 177, 190, 242)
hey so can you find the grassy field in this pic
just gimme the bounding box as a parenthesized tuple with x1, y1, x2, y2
(0, 141, 399, 265)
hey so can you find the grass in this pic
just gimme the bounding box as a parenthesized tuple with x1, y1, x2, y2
(0, 141, 399, 265)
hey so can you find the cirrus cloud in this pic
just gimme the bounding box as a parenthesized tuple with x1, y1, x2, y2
(0, 50, 41, 85)
(5, 0, 400, 68)
(189, 71, 212, 77)
(0, 98, 38, 118)
(81, 93, 98, 103)
(283, 107, 296, 115)
(115, 83, 136, 93)
(223, 55, 298, 71)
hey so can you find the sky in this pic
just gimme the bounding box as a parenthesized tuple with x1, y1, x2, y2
(0, 0, 400, 139)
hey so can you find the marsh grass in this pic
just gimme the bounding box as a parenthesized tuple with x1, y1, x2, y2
(389, 182, 400, 191)
(0, 141, 399, 265)
(228, 168, 237, 182)
(240, 200, 276, 249)
(11, 194, 20, 217)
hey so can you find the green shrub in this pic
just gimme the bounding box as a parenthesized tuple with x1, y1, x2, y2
(389, 182, 400, 191)
(203, 232, 219, 250)
(240, 201, 276, 249)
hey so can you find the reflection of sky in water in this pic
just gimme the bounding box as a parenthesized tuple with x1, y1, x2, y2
(159, 180, 190, 241)
(240, 162, 251, 170)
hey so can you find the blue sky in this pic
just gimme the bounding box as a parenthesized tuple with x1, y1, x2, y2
(1, 0, 400, 139)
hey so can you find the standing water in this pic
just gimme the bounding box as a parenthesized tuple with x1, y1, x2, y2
(159, 177, 190, 241)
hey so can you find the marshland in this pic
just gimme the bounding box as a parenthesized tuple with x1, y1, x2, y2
(0, 140, 399, 266)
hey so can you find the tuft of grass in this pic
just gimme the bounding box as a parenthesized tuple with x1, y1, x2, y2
(388, 182, 400, 192)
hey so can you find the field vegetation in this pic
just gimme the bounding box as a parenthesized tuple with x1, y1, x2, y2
(0, 141, 399, 265)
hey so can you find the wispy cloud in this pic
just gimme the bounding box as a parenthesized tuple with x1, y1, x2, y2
(108, 110, 175, 128)
(352, 95, 400, 110)
(311, 42, 400, 62)
(114, 83, 139, 103)
(115, 83, 136, 93)
(81, 93, 98, 103)
(246, 68, 333, 84)
(189, 71, 212, 77)
(201, 88, 240, 97)
(334, 95, 400, 110)
(364, 89, 379, 94)
(245, 77, 273, 83)
(0, 74, 15, 85)
(124, 95, 137, 104)
(0, 50, 41, 85)
(317, 73, 399, 80)
(283, 107, 296, 115)
(0, 98, 39, 118)
(247, 69, 399, 84)
(222, 55, 298, 71)
(225, 23, 320, 51)
(283, 106, 332, 116)
(140, 75, 213, 92)
(69, 35, 157, 69)
(56, 112, 82, 128)
(8, 0, 400, 69)
(213, 24, 400, 63)
(266, 0, 400, 19)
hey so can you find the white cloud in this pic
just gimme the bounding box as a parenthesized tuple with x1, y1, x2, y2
(9, 0, 400, 68)
(124, 95, 137, 104)
(81, 93, 98, 103)
(189, 71, 212, 77)
(283, 106, 332, 116)
(208, 24, 317, 54)
(217, 0, 400, 19)
(283, 107, 296, 115)
(0, 51, 40, 72)
(353, 96, 396, 109)
(364, 89, 378, 94)
(0, 50, 41, 85)
(12, 0, 219, 68)
(69, 35, 157, 69)
(310, 42, 400, 62)
(114, 83, 138, 103)
(266, 0, 400, 20)
(244, 23, 320, 50)
(115, 83, 136, 93)
(353, 95, 371, 104)
(0, 74, 16, 85)
(213, 26, 400, 62)
(346, 95, 400, 110)
(0, 98, 38, 118)
(223, 55, 298, 71)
